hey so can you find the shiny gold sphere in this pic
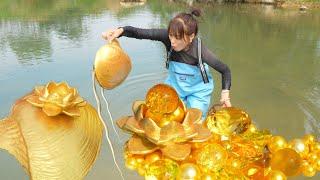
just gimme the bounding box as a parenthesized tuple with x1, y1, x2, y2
(94, 39, 132, 89)
(267, 170, 287, 180)
(145, 98, 185, 127)
(164, 100, 185, 123)
(125, 156, 138, 170)
(314, 158, 320, 171)
(270, 148, 302, 176)
(243, 164, 264, 179)
(144, 159, 179, 180)
(307, 152, 318, 164)
(230, 158, 242, 169)
(268, 136, 287, 153)
(288, 139, 309, 158)
(195, 143, 228, 171)
(145, 109, 165, 124)
(145, 151, 162, 164)
(310, 142, 320, 152)
(303, 134, 316, 146)
(246, 124, 257, 133)
(133, 154, 145, 164)
(146, 84, 179, 114)
(200, 173, 215, 180)
(301, 163, 316, 177)
(221, 140, 232, 150)
(177, 163, 201, 180)
(137, 165, 146, 176)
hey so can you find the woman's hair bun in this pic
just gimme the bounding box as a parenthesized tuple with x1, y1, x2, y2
(190, 8, 201, 17)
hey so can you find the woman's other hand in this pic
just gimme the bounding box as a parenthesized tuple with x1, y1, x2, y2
(220, 90, 232, 107)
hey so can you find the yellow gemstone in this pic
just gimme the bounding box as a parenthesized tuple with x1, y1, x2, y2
(146, 84, 179, 114)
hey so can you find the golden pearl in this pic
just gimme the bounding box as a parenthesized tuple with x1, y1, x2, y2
(243, 164, 264, 179)
(303, 134, 315, 146)
(221, 140, 232, 151)
(178, 163, 201, 180)
(230, 159, 242, 169)
(310, 142, 320, 152)
(302, 164, 316, 177)
(137, 165, 146, 176)
(195, 144, 228, 171)
(267, 170, 287, 180)
(145, 84, 179, 114)
(125, 157, 138, 170)
(133, 154, 145, 164)
(270, 148, 301, 176)
(314, 158, 320, 171)
(201, 173, 215, 180)
(145, 151, 162, 164)
(288, 139, 309, 158)
(167, 106, 185, 123)
(145, 109, 163, 125)
(307, 152, 318, 164)
(247, 124, 257, 133)
(268, 136, 287, 153)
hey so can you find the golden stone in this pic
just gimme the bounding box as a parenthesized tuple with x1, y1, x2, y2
(145, 84, 179, 114)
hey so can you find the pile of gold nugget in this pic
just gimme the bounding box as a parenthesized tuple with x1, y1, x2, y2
(116, 84, 320, 179)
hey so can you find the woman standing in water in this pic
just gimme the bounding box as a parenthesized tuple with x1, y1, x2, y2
(102, 9, 232, 118)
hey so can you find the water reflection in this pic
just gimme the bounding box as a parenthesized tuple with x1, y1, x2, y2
(3, 22, 52, 65)
(0, 0, 154, 66)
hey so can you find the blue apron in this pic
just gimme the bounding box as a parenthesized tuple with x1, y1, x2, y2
(164, 61, 214, 118)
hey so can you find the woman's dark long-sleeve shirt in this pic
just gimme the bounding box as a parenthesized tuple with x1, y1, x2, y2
(120, 26, 231, 90)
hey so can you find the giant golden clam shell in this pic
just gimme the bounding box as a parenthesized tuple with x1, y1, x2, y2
(0, 82, 103, 180)
(94, 39, 131, 89)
